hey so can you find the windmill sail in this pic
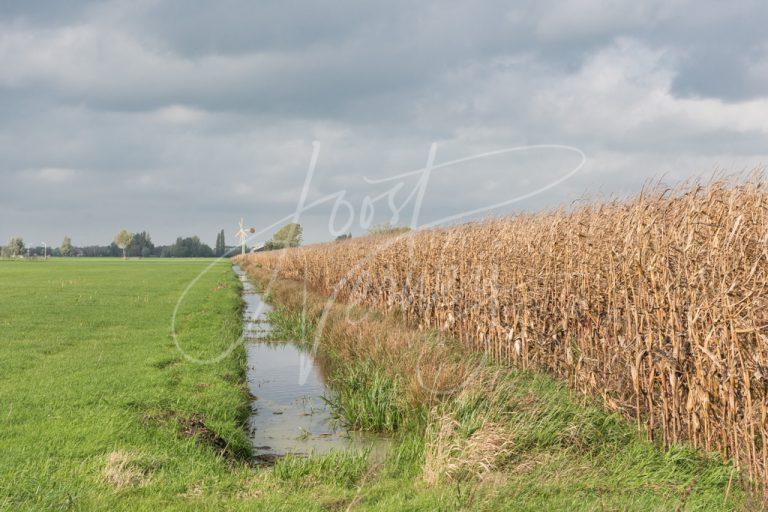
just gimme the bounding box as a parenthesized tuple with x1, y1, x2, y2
(235, 218, 248, 255)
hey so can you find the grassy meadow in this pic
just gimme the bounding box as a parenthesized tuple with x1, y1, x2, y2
(0, 258, 254, 510)
(0, 259, 375, 510)
(0, 257, 752, 510)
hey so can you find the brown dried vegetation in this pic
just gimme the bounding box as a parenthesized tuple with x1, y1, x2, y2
(238, 177, 768, 485)
(103, 451, 154, 490)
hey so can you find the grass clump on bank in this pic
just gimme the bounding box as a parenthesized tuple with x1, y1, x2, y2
(273, 450, 371, 488)
(325, 361, 408, 433)
(242, 261, 749, 510)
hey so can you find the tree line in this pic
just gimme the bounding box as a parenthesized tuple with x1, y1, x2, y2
(0, 230, 230, 258)
(0, 223, 314, 258)
(0, 222, 413, 259)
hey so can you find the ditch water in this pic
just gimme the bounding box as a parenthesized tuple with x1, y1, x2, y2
(232, 265, 373, 463)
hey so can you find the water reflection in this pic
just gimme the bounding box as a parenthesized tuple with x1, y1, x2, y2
(232, 265, 373, 462)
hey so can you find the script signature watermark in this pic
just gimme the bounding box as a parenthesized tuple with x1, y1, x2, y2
(171, 141, 586, 392)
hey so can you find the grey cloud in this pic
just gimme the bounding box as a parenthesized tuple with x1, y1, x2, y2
(0, 0, 99, 25)
(2, 1, 768, 246)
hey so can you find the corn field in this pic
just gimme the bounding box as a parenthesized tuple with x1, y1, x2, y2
(237, 178, 768, 485)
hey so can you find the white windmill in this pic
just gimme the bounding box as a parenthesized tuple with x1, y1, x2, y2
(234, 218, 255, 255)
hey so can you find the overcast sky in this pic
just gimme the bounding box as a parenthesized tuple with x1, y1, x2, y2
(2, 0, 768, 247)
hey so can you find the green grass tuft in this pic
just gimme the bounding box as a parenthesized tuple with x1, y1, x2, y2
(325, 360, 411, 433)
(273, 450, 370, 488)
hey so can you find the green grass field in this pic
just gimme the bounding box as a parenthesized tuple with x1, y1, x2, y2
(0, 259, 750, 511)
(0, 259, 366, 510)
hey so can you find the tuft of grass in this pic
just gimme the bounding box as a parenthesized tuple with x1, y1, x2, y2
(273, 450, 370, 488)
(383, 432, 425, 479)
(102, 450, 165, 490)
(266, 308, 313, 342)
(324, 360, 410, 433)
(423, 416, 513, 486)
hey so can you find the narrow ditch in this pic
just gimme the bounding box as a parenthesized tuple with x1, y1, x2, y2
(233, 265, 373, 463)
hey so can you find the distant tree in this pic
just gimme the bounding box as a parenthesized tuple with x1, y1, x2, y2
(127, 231, 154, 258)
(263, 223, 302, 251)
(4, 237, 25, 257)
(367, 223, 410, 236)
(215, 229, 226, 256)
(163, 236, 214, 257)
(114, 230, 133, 259)
(75, 244, 117, 257)
(29, 246, 46, 257)
(335, 233, 352, 242)
(12, 237, 25, 256)
(60, 236, 73, 257)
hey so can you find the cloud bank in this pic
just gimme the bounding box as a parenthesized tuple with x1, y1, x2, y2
(1, 0, 767, 245)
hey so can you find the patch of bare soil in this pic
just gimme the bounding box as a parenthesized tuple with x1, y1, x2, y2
(178, 414, 233, 456)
